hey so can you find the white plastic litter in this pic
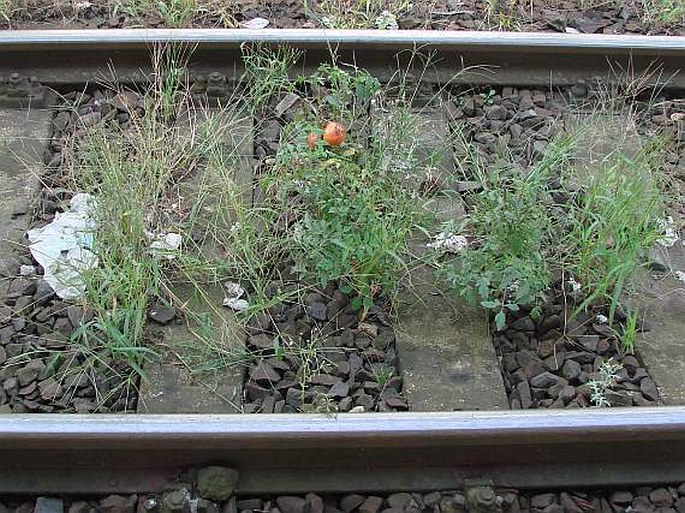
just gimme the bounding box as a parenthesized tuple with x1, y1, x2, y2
(149, 232, 182, 260)
(427, 232, 468, 253)
(567, 277, 582, 299)
(240, 17, 270, 29)
(657, 216, 679, 247)
(27, 193, 98, 300)
(596, 313, 608, 324)
(676, 271, 685, 284)
(222, 281, 249, 312)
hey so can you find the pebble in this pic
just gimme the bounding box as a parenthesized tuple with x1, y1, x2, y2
(35, 497, 64, 513)
(148, 301, 175, 325)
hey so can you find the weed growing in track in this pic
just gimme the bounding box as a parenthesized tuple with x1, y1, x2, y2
(588, 359, 623, 407)
(447, 139, 574, 330)
(304, 0, 412, 29)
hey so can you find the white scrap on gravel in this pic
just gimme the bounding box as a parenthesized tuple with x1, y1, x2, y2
(656, 216, 679, 247)
(240, 17, 270, 29)
(567, 277, 582, 298)
(222, 281, 249, 312)
(27, 193, 98, 300)
(596, 313, 608, 324)
(676, 271, 685, 284)
(149, 232, 182, 260)
(427, 232, 468, 254)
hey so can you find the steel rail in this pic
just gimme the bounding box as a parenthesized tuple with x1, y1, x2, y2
(2, 408, 685, 494)
(0, 29, 684, 87)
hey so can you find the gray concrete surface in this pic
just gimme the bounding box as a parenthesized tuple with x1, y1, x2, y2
(137, 284, 244, 413)
(138, 109, 252, 413)
(395, 265, 509, 411)
(631, 243, 685, 405)
(394, 111, 508, 412)
(0, 108, 51, 257)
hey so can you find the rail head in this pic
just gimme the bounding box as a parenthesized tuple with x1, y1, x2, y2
(0, 29, 684, 54)
(2, 408, 685, 447)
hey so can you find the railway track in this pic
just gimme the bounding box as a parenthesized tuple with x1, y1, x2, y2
(0, 29, 685, 89)
(1, 28, 685, 499)
(2, 408, 685, 494)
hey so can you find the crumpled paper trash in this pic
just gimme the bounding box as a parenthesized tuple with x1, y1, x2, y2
(222, 281, 249, 312)
(27, 193, 98, 300)
(149, 232, 182, 260)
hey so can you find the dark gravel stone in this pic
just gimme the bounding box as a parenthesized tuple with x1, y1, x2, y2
(387, 494, 413, 510)
(35, 497, 64, 513)
(575, 335, 599, 352)
(99, 495, 137, 513)
(604, 390, 633, 407)
(197, 466, 238, 501)
(285, 387, 301, 408)
(329, 380, 350, 399)
(306, 494, 324, 513)
(309, 374, 339, 386)
(650, 489, 674, 507)
(385, 395, 409, 410)
(610, 492, 633, 506)
(631, 496, 652, 513)
(250, 363, 281, 385)
(9, 278, 36, 297)
(148, 301, 175, 325)
(249, 334, 273, 350)
(511, 316, 535, 331)
(559, 494, 582, 513)
(517, 380, 532, 408)
(277, 497, 307, 513)
(640, 377, 659, 401)
(530, 372, 563, 388)
(423, 493, 442, 508)
(0, 257, 20, 277)
(531, 494, 557, 510)
(562, 360, 582, 382)
(359, 497, 384, 513)
(306, 302, 327, 321)
(341, 495, 365, 513)
(674, 498, 685, 513)
(67, 501, 91, 513)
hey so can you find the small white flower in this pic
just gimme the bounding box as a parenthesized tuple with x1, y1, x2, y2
(375, 10, 399, 30)
(596, 314, 608, 324)
(427, 232, 468, 254)
(657, 216, 679, 247)
(19, 265, 36, 276)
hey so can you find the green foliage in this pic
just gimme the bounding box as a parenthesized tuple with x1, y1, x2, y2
(305, 0, 412, 29)
(588, 359, 623, 407)
(639, 0, 685, 27)
(261, 64, 426, 313)
(563, 144, 666, 323)
(448, 144, 572, 330)
(241, 45, 301, 114)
